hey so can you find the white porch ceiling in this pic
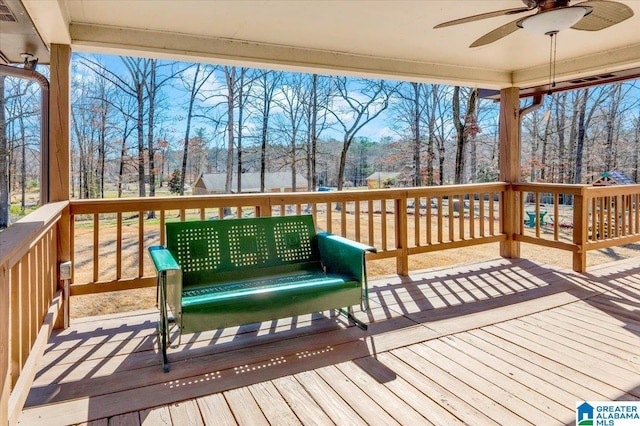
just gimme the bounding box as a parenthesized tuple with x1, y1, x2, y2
(21, 0, 640, 89)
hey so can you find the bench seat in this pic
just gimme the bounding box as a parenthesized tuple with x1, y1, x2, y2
(181, 269, 360, 332)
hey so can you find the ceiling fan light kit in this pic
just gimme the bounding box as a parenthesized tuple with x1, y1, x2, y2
(518, 6, 590, 34)
(434, 0, 634, 47)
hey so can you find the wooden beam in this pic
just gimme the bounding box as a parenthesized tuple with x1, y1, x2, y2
(49, 44, 72, 329)
(499, 87, 521, 258)
(572, 189, 587, 273)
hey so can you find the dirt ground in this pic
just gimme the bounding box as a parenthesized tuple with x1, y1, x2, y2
(70, 210, 640, 318)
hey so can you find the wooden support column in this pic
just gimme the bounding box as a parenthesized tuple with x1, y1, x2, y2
(572, 188, 587, 272)
(395, 195, 408, 276)
(499, 87, 521, 258)
(49, 44, 71, 329)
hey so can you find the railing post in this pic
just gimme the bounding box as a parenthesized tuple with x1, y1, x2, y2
(573, 188, 588, 273)
(50, 44, 72, 329)
(395, 193, 409, 276)
(1, 263, 8, 425)
(499, 87, 521, 259)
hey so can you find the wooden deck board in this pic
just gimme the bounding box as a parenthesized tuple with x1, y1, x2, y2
(224, 387, 269, 426)
(18, 258, 640, 425)
(194, 394, 235, 426)
(248, 381, 301, 426)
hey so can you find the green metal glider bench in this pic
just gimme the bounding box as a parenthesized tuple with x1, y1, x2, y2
(148, 214, 375, 372)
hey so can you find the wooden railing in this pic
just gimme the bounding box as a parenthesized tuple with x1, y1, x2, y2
(68, 183, 507, 296)
(513, 183, 640, 272)
(0, 201, 66, 425)
(3, 182, 640, 423)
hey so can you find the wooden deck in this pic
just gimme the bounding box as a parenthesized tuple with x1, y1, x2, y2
(19, 257, 640, 425)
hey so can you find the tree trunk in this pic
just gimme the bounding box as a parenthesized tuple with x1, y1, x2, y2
(604, 84, 622, 171)
(180, 64, 200, 196)
(146, 60, 157, 218)
(453, 87, 478, 184)
(427, 85, 438, 186)
(0, 75, 8, 228)
(20, 114, 26, 211)
(225, 67, 235, 194)
(237, 69, 245, 193)
(412, 82, 421, 186)
(337, 136, 352, 191)
(310, 74, 318, 190)
(574, 89, 588, 184)
(555, 93, 567, 183)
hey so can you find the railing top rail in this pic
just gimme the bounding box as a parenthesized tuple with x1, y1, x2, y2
(0, 201, 68, 270)
(584, 184, 640, 197)
(405, 182, 507, 196)
(512, 182, 588, 195)
(69, 183, 511, 215)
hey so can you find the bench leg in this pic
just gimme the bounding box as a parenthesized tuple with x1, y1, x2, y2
(158, 274, 170, 373)
(339, 307, 368, 330)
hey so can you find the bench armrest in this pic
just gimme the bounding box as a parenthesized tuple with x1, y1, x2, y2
(316, 233, 376, 311)
(148, 245, 180, 272)
(148, 246, 183, 330)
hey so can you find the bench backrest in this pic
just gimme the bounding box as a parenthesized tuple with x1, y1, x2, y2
(166, 215, 320, 286)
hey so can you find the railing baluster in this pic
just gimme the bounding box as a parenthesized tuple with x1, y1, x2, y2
(426, 196, 432, 245)
(459, 195, 465, 240)
(437, 196, 443, 243)
(10, 264, 21, 385)
(93, 214, 99, 284)
(448, 196, 454, 242)
(489, 193, 495, 236)
(478, 194, 484, 238)
(590, 197, 597, 241)
(633, 194, 640, 234)
(535, 192, 540, 238)
(368, 200, 374, 246)
(28, 249, 36, 353)
(381, 199, 387, 251)
(414, 197, 420, 247)
(598, 197, 605, 241)
(341, 201, 347, 237)
(138, 211, 144, 278)
(355, 200, 361, 242)
(116, 212, 122, 281)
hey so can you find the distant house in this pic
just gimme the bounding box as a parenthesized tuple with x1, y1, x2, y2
(366, 172, 402, 189)
(592, 170, 635, 186)
(193, 172, 309, 194)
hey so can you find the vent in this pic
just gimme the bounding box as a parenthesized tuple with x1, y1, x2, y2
(0, 1, 17, 22)
(569, 73, 622, 85)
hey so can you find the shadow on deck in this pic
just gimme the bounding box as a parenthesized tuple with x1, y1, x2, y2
(19, 257, 640, 425)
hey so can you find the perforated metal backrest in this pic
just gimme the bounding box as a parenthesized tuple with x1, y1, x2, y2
(166, 215, 320, 285)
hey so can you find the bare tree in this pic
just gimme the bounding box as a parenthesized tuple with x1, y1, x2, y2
(304, 74, 331, 190)
(179, 63, 216, 195)
(330, 77, 396, 190)
(573, 88, 605, 183)
(391, 82, 429, 186)
(274, 73, 307, 191)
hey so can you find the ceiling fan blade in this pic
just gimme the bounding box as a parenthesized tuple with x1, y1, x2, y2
(570, 0, 634, 31)
(470, 17, 524, 47)
(434, 7, 532, 29)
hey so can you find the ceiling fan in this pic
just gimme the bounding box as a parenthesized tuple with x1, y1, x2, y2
(434, 0, 634, 47)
